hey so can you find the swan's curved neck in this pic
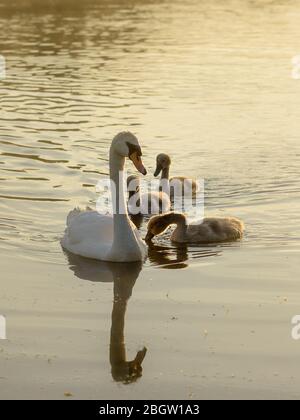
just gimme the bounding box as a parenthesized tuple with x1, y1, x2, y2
(108, 147, 143, 261)
(109, 147, 127, 216)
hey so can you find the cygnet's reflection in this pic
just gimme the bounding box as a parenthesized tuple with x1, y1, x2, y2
(147, 242, 189, 269)
(65, 251, 147, 384)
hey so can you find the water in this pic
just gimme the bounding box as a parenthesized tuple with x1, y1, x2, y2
(0, 0, 299, 264)
(1, 0, 300, 399)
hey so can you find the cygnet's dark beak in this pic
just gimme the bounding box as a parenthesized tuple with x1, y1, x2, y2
(145, 232, 154, 242)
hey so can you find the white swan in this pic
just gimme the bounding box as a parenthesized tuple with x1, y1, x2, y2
(154, 154, 199, 197)
(146, 212, 244, 244)
(127, 175, 171, 215)
(61, 132, 148, 262)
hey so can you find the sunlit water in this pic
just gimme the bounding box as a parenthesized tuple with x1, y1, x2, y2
(0, 0, 300, 266)
(1, 0, 300, 399)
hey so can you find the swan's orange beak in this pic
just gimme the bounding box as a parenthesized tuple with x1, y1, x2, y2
(129, 152, 147, 175)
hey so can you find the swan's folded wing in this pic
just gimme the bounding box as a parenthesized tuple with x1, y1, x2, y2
(61, 211, 114, 259)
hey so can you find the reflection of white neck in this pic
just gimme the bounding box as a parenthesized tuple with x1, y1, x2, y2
(108, 147, 143, 261)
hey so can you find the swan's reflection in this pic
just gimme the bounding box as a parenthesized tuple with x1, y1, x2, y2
(111, 273, 147, 383)
(65, 251, 147, 384)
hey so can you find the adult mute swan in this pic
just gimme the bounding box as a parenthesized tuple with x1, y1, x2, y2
(145, 212, 244, 244)
(61, 132, 148, 262)
(154, 154, 199, 197)
(127, 175, 171, 216)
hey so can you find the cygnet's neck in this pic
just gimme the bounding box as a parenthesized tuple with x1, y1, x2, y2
(159, 167, 170, 195)
(169, 213, 188, 240)
(161, 166, 170, 180)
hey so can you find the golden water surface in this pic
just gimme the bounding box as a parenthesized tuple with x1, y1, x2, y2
(0, 0, 300, 399)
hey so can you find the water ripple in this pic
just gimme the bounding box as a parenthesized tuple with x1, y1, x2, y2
(0, 0, 299, 263)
